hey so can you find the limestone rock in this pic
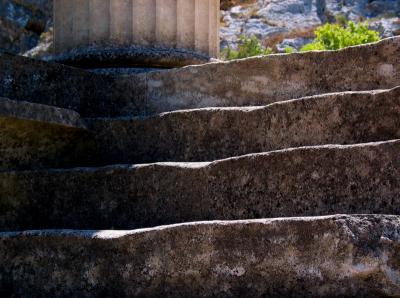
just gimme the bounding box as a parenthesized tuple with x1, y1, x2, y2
(370, 17, 400, 38)
(0, 0, 51, 53)
(276, 37, 314, 52)
(257, 0, 324, 29)
(221, 0, 400, 52)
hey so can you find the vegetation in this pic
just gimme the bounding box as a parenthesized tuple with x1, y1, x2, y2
(284, 46, 295, 54)
(300, 21, 380, 52)
(221, 35, 273, 60)
(221, 21, 381, 60)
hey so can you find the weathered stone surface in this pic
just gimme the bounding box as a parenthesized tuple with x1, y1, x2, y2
(143, 37, 400, 114)
(0, 215, 399, 297)
(0, 52, 146, 117)
(1, 140, 399, 230)
(0, 4, 399, 297)
(0, 96, 84, 127)
(1, 37, 400, 117)
(0, 97, 92, 170)
(88, 86, 400, 164)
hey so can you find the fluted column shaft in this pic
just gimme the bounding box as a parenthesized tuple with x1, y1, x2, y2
(54, 0, 220, 57)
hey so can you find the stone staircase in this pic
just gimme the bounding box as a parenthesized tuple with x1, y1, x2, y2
(0, 37, 400, 297)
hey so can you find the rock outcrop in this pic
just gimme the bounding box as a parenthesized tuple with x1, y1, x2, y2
(0, 0, 52, 53)
(221, 0, 400, 51)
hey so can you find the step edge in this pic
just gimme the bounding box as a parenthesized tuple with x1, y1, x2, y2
(85, 85, 400, 122)
(2, 138, 399, 174)
(0, 97, 87, 130)
(1, 214, 399, 239)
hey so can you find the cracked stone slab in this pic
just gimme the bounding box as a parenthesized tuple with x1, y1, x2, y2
(0, 215, 399, 297)
(87, 86, 400, 164)
(0, 97, 93, 170)
(1, 140, 399, 230)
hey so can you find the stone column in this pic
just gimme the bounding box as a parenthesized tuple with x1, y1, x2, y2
(54, 0, 220, 58)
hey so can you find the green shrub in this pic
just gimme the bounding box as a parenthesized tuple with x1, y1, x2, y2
(284, 46, 295, 54)
(300, 21, 380, 52)
(222, 35, 273, 60)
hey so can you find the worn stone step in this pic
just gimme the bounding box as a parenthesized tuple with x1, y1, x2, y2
(2, 86, 398, 170)
(143, 37, 400, 114)
(0, 52, 145, 117)
(1, 215, 399, 297)
(0, 97, 93, 170)
(87, 86, 400, 164)
(1, 140, 399, 231)
(1, 37, 399, 117)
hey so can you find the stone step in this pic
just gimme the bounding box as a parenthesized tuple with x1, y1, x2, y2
(1, 215, 399, 297)
(143, 37, 400, 115)
(0, 97, 92, 170)
(0, 52, 145, 117)
(87, 86, 400, 164)
(1, 140, 399, 231)
(2, 86, 398, 170)
(2, 87, 398, 170)
(1, 36, 399, 117)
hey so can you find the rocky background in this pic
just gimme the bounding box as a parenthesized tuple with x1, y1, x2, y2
(221, 0, 400, 52)
(0, 0, 399, 57)
(0, 0, 52, 55)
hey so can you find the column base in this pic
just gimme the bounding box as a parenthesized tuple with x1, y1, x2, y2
(45, 44, 214, 69)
